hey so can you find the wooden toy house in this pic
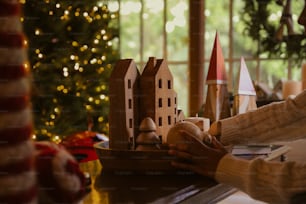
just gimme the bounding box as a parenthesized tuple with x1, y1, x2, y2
(203, 33, 231, 123)
(109, 59, 140, 150)
(109, 57, 178, 150)
(232, 57, 257, 115)
(139, 57, 178, 143)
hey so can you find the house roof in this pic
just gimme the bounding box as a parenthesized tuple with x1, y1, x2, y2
(233, 57, 256, 96)
(142, 57, 171, 77)
(206, 32, 227, 84)
(110, 59, 137, 79)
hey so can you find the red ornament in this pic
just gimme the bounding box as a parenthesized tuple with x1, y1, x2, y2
(61, 131, 108, 162)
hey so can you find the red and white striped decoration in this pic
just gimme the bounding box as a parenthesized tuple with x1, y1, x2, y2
(0, 0, 37, 203)
(35, 142, 87, 203)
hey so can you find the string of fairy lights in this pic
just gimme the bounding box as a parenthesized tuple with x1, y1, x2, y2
(22, 0, 119, 142)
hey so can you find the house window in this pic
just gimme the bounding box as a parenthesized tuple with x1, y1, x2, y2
(158, 98, 162, 107)
(159, 79, 162, 88)
(128, 99, 132, 109)
(168, 80, 171, 89)
(129, 118, 133, 128)
(158, 117, 162, 126)
(168, 116, 171, 125)
(168, 98, 171, 107)
(128, 79, 131, 89)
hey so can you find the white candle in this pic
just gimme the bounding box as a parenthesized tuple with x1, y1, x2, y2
(302, 63, 306, 90)
(282, 80, 302, 99)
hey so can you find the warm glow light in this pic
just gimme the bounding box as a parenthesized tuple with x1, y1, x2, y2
(90, 58, 97, 64)
(74, 63, 80, 70)
(35, 29, 40, 35)
(102, 35, 108, 40)
(72, 41, 78, 46)
(70, 55, 75, 60)
(100, 94, 106, 99)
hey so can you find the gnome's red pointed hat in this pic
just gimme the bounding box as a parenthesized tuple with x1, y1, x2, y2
(206, 32, 227, 85)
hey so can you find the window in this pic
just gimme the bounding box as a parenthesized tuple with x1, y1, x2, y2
(158, 98, 162, 107)
(168, 115, 171, 125)
(129, 118, 133, 128)
(119, 0, 304, 116)
(128, 99, 132, 109)
(167, 80, 171, 89)
(158, 117, 162, 126)
(159, 79, 162, 88)
(168, 98, 171, 107)
(128, 79, 131, 89)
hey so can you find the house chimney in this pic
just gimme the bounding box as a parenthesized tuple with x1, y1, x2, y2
(148, 57, 157, 68)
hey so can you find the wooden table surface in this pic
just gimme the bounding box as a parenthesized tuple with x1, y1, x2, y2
(80, 160, 236, 204)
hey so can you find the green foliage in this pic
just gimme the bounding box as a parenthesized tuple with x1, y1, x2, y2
(241, 0, 306, 61)
(23, 1, 119, 141)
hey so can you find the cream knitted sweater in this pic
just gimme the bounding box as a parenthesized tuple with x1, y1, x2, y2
(215, 90, 306, 204)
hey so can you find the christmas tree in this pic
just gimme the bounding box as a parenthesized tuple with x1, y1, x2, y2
(22, 1, 119, 141)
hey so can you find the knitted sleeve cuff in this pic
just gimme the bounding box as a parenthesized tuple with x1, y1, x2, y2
(215, 154, 250, 192)
(219, 118, 242, 145)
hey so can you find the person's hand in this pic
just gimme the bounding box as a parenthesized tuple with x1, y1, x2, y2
(168, 130, 227, 178)
(208, 121, 221, 137)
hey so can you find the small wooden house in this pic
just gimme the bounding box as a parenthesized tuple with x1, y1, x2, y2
(139, 57, 178, 143)
(109, 57, 179, 149)
(109, 59, 140, 150)
(232, 57, 257, 115)
(203, 33, 231, 122)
